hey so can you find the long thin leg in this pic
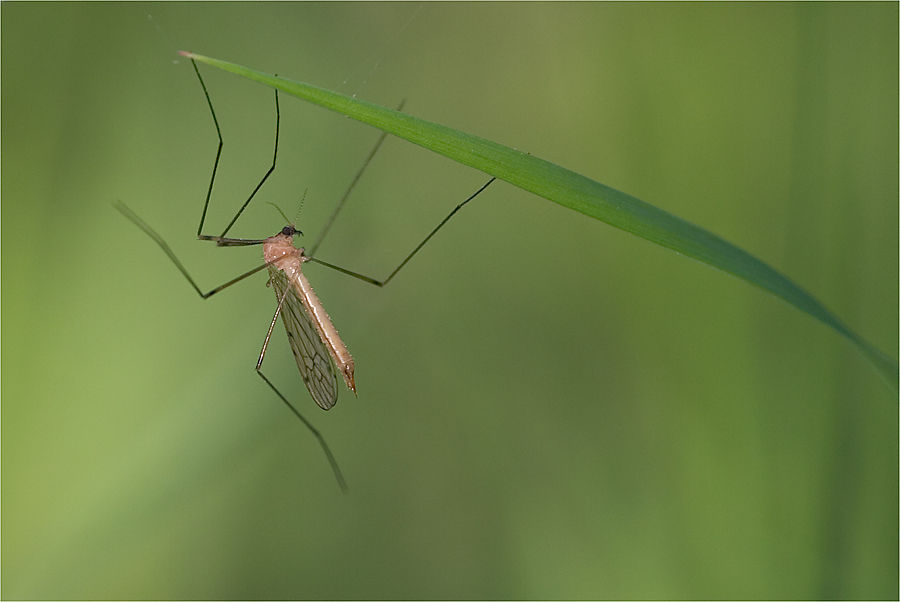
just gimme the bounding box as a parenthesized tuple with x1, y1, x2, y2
(116, 201, 269, 299)
(189, 58, 281, 241)
(307, 177, 496, 287)
(191, 58, 222, 239)
(309, 99, 407, 257)
(257, 279, 349, 492)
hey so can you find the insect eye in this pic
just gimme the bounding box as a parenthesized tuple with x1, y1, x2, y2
(282, 226, 293, 236)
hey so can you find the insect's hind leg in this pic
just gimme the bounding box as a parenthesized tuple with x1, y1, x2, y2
(255, 278, 349, 493)
(115, 201, 271, 299)
(188, 58, 281, 241)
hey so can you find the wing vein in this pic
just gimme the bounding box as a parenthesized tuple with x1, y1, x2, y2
(268, 267, 339, 410)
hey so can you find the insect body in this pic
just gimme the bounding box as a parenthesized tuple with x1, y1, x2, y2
(264, 227, 355, 411)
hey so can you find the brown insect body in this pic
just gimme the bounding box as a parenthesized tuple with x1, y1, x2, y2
(264, 231, 356, 410)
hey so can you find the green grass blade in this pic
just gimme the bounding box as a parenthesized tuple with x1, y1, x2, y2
(181, 51, 898, 394)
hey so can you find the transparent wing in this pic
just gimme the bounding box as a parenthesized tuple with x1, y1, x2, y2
(268, 267, 339, 410)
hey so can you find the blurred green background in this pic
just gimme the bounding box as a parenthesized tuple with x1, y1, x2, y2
(3, 3, 897, 599)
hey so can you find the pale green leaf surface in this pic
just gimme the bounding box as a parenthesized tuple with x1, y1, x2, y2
(183, 51, 898, 394)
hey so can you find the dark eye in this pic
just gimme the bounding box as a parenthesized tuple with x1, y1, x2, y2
(282, 226, 293, 236)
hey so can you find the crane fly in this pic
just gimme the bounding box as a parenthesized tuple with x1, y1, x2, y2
(116, 54, 495, 492)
